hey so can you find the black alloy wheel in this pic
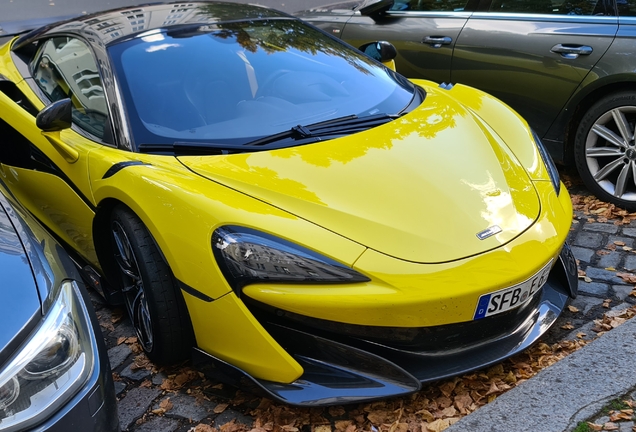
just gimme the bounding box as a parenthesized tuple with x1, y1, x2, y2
(110, 205, 194, 364)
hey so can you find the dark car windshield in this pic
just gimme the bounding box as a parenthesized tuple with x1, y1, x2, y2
(108, 19, 419, 149)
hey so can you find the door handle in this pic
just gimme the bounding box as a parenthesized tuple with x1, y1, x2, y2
(423, 36, 452, 48)
(550, 44, 593, 59)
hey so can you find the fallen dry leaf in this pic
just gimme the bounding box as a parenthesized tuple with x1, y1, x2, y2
(131, 354, 152, 371)
(609, 411, 633, 421)
(616, 273, 636, 284)
(610, 317, 626, 328)
(388, 422, 408, 432)
(192, 425, 217, 432)
(439, 406, 457, 418)
(329, 406, 346, 417)
(161, 397, 173, 411)
(567, 306, 580, 313)
(426, 419, 450, 432)
(152, 397, 174, 415)
(415, 409, 435, 423)
(214, 404, 229, 414)
(220, 420, 247, 432)
(334, 420, 353, 432)
(571, 194, 636, 221)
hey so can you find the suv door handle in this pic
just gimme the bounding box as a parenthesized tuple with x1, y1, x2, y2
(423, 36, 452, 48)
(551, 44, 593, 59)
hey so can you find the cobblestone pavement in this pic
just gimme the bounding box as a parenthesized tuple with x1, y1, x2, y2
(91, 184, 636, 431)
(558, 207, 636, 343)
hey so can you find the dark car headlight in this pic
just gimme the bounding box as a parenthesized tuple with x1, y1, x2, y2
(0, 281, 95, 431)
(533, 130, 561, 195)
(212, 226, 370, 291)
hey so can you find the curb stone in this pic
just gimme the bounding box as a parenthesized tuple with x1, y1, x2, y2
(446, 315, 636, 432)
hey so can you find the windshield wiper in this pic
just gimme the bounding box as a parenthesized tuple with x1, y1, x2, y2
(243, 113, 398, 148)
(138, 113, 398, 155)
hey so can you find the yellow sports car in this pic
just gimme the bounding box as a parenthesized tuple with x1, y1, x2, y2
(0, 1, 577, 406)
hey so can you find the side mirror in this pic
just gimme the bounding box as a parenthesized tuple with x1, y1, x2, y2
(359, 0, 394, 16)
(36, 98, 72, 132)
(359, 41, 398, 71)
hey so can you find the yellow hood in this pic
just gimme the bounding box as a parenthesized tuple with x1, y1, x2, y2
(178, 88, 540, 263)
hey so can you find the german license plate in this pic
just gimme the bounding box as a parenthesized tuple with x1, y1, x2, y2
(473, 260, 553, 320)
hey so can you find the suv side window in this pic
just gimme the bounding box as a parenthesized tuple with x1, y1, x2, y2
(488, 0, 612, 15)
(392, 0, 469, 12)
(617, 0, 636, 15)
(31, 37, 110, 140)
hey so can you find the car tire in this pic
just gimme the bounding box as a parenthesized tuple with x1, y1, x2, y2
(110, 205, 194, 364)
(575, 91, 636, 211)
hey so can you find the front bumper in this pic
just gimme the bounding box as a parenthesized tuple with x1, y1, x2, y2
(194, 243, 577, 406)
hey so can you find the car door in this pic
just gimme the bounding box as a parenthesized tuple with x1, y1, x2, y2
(340, 0, 477, 83)
(0, 35, 111, 264)
(451, 0, 618, 137)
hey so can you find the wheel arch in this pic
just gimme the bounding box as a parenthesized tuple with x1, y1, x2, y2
(92, 197, 176, 301)
(562, 77, 636, 163)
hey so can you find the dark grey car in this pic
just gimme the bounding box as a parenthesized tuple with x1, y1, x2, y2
(296, 0, 636, 210)
(0, 180, 119, 431)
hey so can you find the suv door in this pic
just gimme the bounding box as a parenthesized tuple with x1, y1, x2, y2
(451, 0, 618, 137)
(339, 0, 477, 83)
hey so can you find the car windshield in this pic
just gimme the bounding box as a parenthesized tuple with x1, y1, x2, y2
(108, 19, 418, 149)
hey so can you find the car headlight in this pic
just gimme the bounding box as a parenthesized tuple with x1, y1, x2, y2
(212, 226, 370, 291)
(532, 130, 561, 195)
(0, 280, 95, 431)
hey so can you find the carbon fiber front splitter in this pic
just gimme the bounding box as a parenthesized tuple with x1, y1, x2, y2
(193, 244, 578, 406)
(192, 334, 422, 407)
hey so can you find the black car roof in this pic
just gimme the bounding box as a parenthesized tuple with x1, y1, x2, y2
(12, 1, 291, 50)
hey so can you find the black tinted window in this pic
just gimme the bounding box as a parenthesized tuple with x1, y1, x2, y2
(392, 0, 468, 11)
(618, 0, 636, 15)
(32, 37, 109, 139)
(489, 0, 612, 14)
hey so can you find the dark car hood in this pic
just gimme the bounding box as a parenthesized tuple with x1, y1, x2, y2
(0, 199, 41, 362)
